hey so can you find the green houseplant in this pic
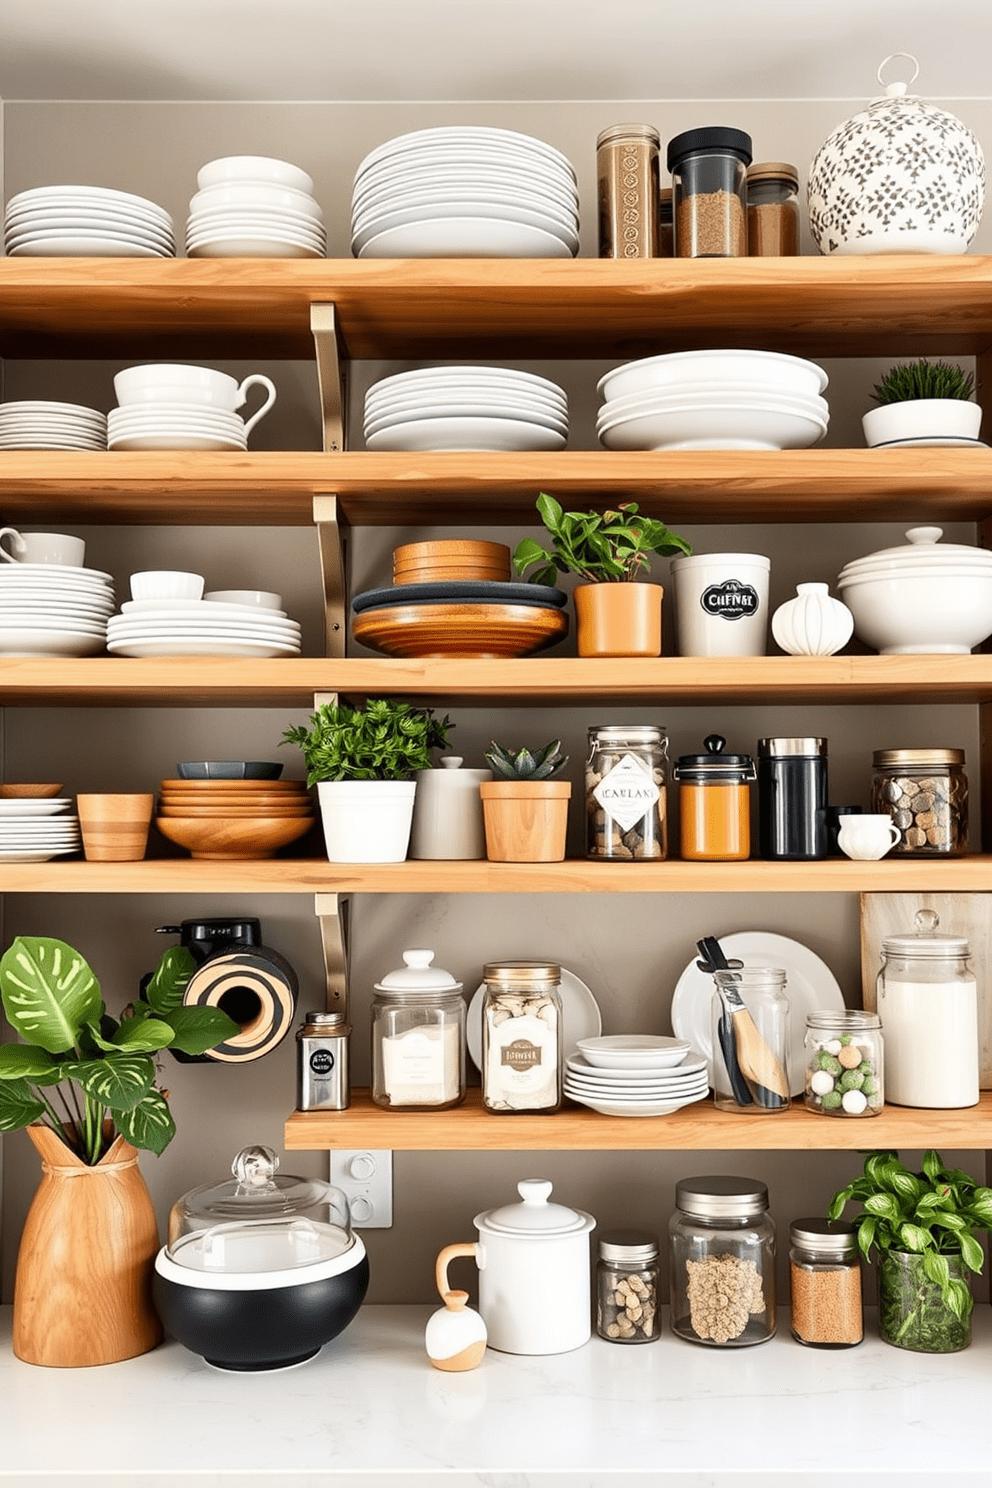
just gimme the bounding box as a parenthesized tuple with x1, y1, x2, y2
(479, 738, 571, 862)
(828, 1148, 992, 1353)
(863, 359, 982, 447)
(282, 697, 451, 863)
(513, 494, 692, 657)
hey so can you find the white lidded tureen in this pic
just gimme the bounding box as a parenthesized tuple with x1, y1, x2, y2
(837, 526, 992, 654)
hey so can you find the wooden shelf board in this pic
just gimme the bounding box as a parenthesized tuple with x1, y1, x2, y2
(2, 854, 990, 893)
(284, 1087, 992, 1151)
(2, 448, 991, 526)
(2, 257, 992, 361)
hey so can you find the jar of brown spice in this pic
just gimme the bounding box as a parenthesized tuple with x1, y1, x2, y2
(666, 126, 752, 258)
(789, 1217, 863, 1348)
(746, 162, 800, 255)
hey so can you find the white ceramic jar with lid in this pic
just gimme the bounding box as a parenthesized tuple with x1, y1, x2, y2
(409, 755, 491, 860)
(371, 949, 465, 1109)
(875, 909, 979, 1108)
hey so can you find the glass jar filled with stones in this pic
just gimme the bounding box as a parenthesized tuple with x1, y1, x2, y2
(789, 1217, 863, 1349)
(669, 1176, 777, 1346)
(481, 960, 563, 1114)
(667, 126, 752, 258)
(596, 1229, 661, 1343)
(871, 747, 968, 855)
(371, 949, 465, 1110)
(586, 724, 668, 860)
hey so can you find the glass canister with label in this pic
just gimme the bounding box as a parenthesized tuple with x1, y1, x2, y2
(597, 123, 661, 258)
(586, 724, 667, 860)
(674, 734, 755, 860)
(870, 747, 968, 856)
(371, 949, 466, 1110)
(481, 960, 563, 1114)
(669, 1176, 776, 1346)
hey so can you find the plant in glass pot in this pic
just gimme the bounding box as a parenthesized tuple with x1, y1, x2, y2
(282, 697, 451, 863)
(828, 1148, 992, 1353)
(513, 493, 692, 657)
(478, 739, 571, 862)
(862, 359, 981, 448)
(0, 935, 238, 1367)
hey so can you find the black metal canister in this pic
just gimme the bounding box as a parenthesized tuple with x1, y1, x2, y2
(757, 737, 828, 860)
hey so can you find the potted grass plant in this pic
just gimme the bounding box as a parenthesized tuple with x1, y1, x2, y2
(513, 493, 692, 657)
(282, 697, 451, 862)
(862, 359, 982, 447)
(478, 738, 571, 862)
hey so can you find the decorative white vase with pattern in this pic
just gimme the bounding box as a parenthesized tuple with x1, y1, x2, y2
(771, 583, 854, 657)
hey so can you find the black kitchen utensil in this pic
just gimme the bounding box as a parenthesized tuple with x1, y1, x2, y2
(695, 936, 753, 1106)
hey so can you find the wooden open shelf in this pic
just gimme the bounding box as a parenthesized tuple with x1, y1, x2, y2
(284, 1087, 992, 1151)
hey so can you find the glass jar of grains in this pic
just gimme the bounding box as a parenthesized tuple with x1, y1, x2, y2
(667, 126, 752, 258)
(789, 1217, 863, 1349)
(596, 1229, 661, 1343)
(586, 724, 668, 860)
(870, 747, 968, 855)
(746, 161, 800, 255)
(481, 960, 563, 1114)
(669, 1176, 776, 1347)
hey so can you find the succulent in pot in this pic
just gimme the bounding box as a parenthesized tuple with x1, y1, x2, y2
(513, 493, 692, 657)
(479, 739, 571, 862)
(281, 697, 451, 863)
(862, 359, 982, 448)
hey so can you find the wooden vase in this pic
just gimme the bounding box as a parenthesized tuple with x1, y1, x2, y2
(573, 582, 664, 657)
(13, 1124, 163, 1367)
(479, 780, 571, 862)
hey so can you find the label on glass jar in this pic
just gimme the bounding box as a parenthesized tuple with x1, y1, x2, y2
(484, 1001, 559, 1110)
(700, 580, 759, 621)
(593, 753, 660, 832)
(381, 1025, 459, 1105)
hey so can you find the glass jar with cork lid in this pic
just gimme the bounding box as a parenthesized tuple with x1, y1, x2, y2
(667, 126, 752, 258)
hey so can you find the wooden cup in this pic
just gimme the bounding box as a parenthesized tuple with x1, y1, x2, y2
(77, 793, 154, 861)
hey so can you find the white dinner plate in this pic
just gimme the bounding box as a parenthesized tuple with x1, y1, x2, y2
(363, 403, 567, 438)
(355, 126, 576, 176)
(0, 629, 106, 656)
(0, 615, 107, 634)
(0, 799, 72, 816)
(366, 386, 567, 417)
(0, 436, 108, 450)
(186, 237, 325, 259)
(6, 237, 173, 259)
(355, 217, 576, 259)
(120, 600, 290, 622)
(563, 1087, 710, 1119)
(564, 1074, 710, 1099)
(0, 564, 112, 585)
(185, 223, 325, 251)
(5, 219, 175, 250)
(466, 966, 602, 1071)
(671, 931, 845, 1095)
(6, 184, 171, 214)
(108, 431, 247, 450)
(369, 367, 566, 398)
(106, 637, 300, 657)
(0, 848, 80, 861)
(365, 416, 567, 453)
(352, 201, 579, 253)
(868, 436, 991, 449)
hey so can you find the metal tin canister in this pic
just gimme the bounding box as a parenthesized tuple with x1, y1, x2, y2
(597, 123, 660, 258)
(296, 1011, 350, 1111)
(757, 737, 828, 860)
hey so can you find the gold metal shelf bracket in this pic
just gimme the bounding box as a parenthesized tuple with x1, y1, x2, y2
(312, 494, 347, 659)
(314, 892, 351, 1019)
(309, 301, 346, 453)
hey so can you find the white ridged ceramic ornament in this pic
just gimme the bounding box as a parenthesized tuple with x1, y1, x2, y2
(771, 583, 854, 656)
(807, 54, 986, 256)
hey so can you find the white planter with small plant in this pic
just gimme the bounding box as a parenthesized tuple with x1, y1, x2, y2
(862, 360, 982, 447)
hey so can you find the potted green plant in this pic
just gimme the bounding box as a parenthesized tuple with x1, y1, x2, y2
(828, 1148, 992, 1353)
(0, 935, 238, 1367)
(862, 359, 982, 447)
(513, 493, 692, 657)
(478, 739, 571, 862)
(282, 697, 451, 862)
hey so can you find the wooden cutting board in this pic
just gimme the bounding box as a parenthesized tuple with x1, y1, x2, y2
(860, 892, 992, 1089)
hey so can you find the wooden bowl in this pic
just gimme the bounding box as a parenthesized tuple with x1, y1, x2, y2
(352, 600, 568, 658)
(393, 538, 510, 566)
(0, 783, 65, 798)
(393, 563, 513, 585)
(154, 814, 315, 860)
(158, 778, 307, 792)
(157, 803, 315, 819)
(159, 788, 310, 806)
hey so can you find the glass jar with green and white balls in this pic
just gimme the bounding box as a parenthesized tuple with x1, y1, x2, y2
(803, 1010, 883, 1117)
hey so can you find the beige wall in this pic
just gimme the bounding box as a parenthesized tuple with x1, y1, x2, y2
(2, 96, 991, 1305)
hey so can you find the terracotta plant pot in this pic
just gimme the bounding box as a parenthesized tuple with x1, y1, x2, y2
(573, 582, 664, 657)
(479, 780, 571, 862)
(13, 1124, 163, 1367)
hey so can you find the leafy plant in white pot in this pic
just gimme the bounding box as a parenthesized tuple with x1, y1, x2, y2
(862, 360, 982, 448)
(282, 697, 451, 862)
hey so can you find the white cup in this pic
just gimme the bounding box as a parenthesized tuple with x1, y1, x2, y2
(130, 570, 205, 602)
(671, 552, 770, 657)
(0, 529, 86, 566)
(113, 365, 277, 436)
(837, 814, 902, 860)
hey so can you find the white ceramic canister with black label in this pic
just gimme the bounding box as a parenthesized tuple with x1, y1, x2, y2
(671, 552, 770, 657)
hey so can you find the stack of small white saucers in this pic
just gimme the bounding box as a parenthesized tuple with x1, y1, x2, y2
(0, 795, 81, 862)
(106, 403, 250, 452)
(0, 401, 107, 451)
(0, 564, 114, 657)
(351, 126, 579, 258)
(106, 594, 302, 658)
(186, 156, 325, 259)
(364, 366, 568, 452)
(3, 185, 176, 258)
(596, 349, 830, 452)
(564, 1035, 711, 1118)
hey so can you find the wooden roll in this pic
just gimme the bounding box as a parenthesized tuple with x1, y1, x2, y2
(183, 947, 299, 1062)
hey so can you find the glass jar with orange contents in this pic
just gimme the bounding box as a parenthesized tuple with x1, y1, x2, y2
(673, 734, 755, 861)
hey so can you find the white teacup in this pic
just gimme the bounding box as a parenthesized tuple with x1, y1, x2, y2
(837, 814, 902, 860)
(130, 570, 205, 602)
(113, 365, 277, 436)
(0, 528, 86, 566)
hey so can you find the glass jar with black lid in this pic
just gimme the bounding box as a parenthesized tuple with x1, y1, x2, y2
(673, 733, 755, 861)
(667, 126, 752, 258)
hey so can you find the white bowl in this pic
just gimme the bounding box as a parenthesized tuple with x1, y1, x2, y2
(836, 568, 992, 654)
(189, 183, 323, 219)
(838, 526, 992, 580)
(598, 386, 829, 423)
(130, 570, 205, 602)
(204, 589, 283, 609)
(576, 1034, 692, 1069)
(862, 399, 983, 447)
(598, 401, 827, 452)
(115, 364, 245, 409)
(598, 350, 829, 403)
(196, 156, 314, 194)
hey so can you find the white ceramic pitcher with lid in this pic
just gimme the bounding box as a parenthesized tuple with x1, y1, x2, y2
(435, 1178, 596, 1354)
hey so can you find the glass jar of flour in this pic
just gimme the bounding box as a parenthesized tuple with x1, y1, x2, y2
(371, 949, 465, 1110)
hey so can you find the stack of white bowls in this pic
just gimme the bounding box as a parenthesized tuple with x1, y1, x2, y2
(564, 1036, 711, 1118)
(4, 185, 175, 258)
(108, 363, 277, 452)
(0, 401, 107, 451)
(837, 524, 992, 654)
(364, 365, 567, 452)
(107, 571, 302, 659)
(186, 156, 325, 259)
(0, 795, 81, 863)
(0, 562, 114, 657)
(351, 126, 579, 258)
(596, 349, 830, 451)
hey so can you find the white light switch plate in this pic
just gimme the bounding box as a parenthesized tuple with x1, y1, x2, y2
(329, 1149, 393, 1228)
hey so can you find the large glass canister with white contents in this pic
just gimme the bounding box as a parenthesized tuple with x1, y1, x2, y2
(875, 909, 979, 1108)
(371, 949, 465, 1110)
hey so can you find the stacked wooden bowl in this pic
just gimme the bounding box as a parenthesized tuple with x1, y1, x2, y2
(155, 777, 315, 860)
(392, 539, 511, 585)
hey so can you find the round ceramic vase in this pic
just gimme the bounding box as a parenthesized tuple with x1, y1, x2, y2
(771, 583, 854, 656)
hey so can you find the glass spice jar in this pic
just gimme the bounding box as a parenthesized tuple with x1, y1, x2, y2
(673, 733, 755, 861)
(597, 123, 661, 258)
(667, 126, 752, 258)
(746, 161, 800, 255)
(371, 949, 465, 1111)
(586, 724, 668, 860)
(789, 1218, 863, 1349)
(870, 747, 968, 856)
(669, 1176, 776, 1347)
(481, 960, 563, 1114)
(596, 1229, 661, 1343)
(803, 1009, 883, 1117)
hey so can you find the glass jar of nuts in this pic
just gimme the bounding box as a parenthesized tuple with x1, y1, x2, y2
(481, 960, 563, 1114)
(596, 1229, 661, 1343)
(586, 724, 668, 860)
(870, 747, 968, 856)
(669, 1176, 777, 1347)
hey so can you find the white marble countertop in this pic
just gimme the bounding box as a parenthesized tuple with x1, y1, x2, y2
(1, 1304, 990, 1486)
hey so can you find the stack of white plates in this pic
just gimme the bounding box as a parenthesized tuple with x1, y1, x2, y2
(0, 796, 81, 862)
(563, 1036, 711, 1117)
(3, 185, 175, 258)
(106, 404, 251, 451)
(0, 401, 107, 451)
(596, 349, 830, 452)
(351, 126, 579, 258)
(0, 564, 115, 657)
(106, 595, 302, 658)
(364, 366, 568, 452)
(186, 156, 325, 259)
